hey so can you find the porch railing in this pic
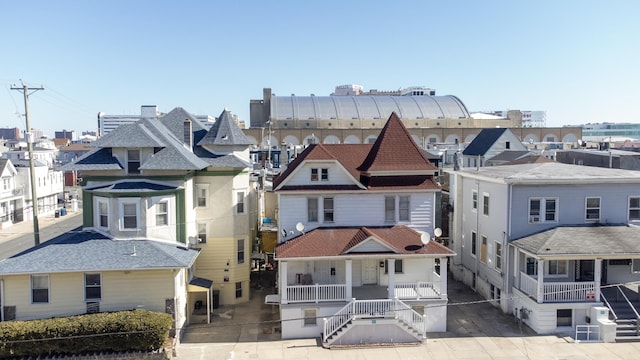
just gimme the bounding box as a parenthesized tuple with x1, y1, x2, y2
(323, 298, 426, 343)
(394, 282, 442, 299)
(519, 272, 595, 302)
(286, 284, 346, 303)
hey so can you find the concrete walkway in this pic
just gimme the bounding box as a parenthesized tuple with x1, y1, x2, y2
(176, 279, 640, 359)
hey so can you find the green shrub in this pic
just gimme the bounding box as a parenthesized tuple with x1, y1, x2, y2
(0, 309, 172, 358)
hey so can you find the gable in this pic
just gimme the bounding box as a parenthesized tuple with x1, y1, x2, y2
(345, 236, 397, 254)
(275, 158, 364, 190)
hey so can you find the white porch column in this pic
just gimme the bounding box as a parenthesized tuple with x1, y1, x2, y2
(595, 259, 602, 302)
(513, 249, 520, 289)
(440, 258, 448, 298)
(345, 259, 353, 300)
(280, 261, 288, 304)
(537, 259, 544, 303)
(388, 258, 396, 299)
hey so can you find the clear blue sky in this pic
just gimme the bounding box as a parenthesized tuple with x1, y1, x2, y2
(1, 1, 638, 137)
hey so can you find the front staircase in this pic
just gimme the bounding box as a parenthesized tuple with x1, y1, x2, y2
(601, 285, 640, 342)
(322, 299, 426, 347)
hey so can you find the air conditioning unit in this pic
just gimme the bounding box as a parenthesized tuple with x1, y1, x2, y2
(530, 216, 540, 223)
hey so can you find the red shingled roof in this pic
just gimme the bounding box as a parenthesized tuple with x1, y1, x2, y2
(273, 112, 439, 191)
(275, 225, 455, 259)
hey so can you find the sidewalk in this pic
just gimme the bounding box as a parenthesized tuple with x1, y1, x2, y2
(176, 278, 640, 359)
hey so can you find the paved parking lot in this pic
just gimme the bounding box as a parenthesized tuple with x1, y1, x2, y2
(176, 277, 640, 359)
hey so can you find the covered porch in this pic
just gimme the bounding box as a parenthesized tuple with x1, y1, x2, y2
(277, 256, 448, 304)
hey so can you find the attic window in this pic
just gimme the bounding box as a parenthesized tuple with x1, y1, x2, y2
(127, 149, 140, 175)
(506, 141, 510, 149)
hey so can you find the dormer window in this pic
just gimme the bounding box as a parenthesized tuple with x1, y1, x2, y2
(127, 149, 140, 174)
(311, 168, 328, 181)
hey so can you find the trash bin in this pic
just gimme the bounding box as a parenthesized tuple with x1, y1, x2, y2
(54, 210, 60, 218)
(213, 290, 220, 309)
(60, 208, 67, 216)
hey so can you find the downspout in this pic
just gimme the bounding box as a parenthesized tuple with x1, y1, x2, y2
(0, 279, 4, 321)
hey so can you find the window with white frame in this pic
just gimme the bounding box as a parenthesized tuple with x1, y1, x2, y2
(120, 200, 139, 230)
(235, 191, 245, 214)
(548, 260, 567, 275)
(153, 201, 168, 226)
(127, 149, 140, 174)
(471, 232, 477, 257)
(526, 257, 538, 275)
(385, 196, 395, 222)
(310, 168, 319, 181)
(235, 282, 242, 298)
(197, 222, 207, 244)
(307, 197, 318, 222)
(495, 242, 502, 271)
(31, 274, 49, 303)
(384, 259, 404, 274)
(195, 184, 208, 207)
(237, 239, 245, 264)
(304, 309, 317, 326)
(323, 197, 334, 222)
(472, 190, 478, 211)
(629, 197, 640, 221)
(84, 273, 102, 300)
(399, 196, 410, 221)
(585, 197, 601, 221)
(98, 200, 108, 228)
(480, 236, 488, 263)
(321, 168, 328, 181)
(2, 177, 9, 190)
(529, 198, 558, 223)
(483, 194, 490, 216)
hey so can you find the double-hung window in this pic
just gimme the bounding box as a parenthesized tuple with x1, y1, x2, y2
(195, 184, 208, 207)
(307, 198, 318, 222)
(84, 273, 102, 300)
(483, 194, 490, 216)
(237, 239, 245, 264)
(385, 196, 395, 222)
(31, 274, 49, 303)
(548, 260, 567, 276)
(495, 242, 502, 271)
(127, 149, 140, 174)
(155, 201, 168, 226)
(585, 197, 601, 222)
(120, 200, 139, 230)
(629, 196, 640, 221)
(472, 190, 478, 211)
(236, 191, 245, 214)
(480, 236, 488, 263)
(323, 197, 334, 222)
(197, 222, 207, 244)
(98, 200, 108, 228)
(399, 196, 410, 221)
(529, 198, 558, 223)
(321, 168, 328, 181)
(471, 232, 477, 257)
(235, 282, 243, 298)
(310, 168, 319, 181)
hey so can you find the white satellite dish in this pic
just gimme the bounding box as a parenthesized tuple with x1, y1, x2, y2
(434, 228, 442, 238)
(295, 222, 305, 233)
(420, 232, 430, 246)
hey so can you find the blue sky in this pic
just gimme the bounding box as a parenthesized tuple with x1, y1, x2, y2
(1, 1, 638, 137)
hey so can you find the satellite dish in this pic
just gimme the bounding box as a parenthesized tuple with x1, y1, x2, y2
(420, 232, 430, 246)
(434, 228, 442, 238)
(295, 222, 305, 233)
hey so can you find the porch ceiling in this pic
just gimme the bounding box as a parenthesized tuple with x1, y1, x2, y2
(511, 225, 640, 257)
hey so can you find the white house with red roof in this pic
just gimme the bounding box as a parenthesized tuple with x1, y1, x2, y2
(270, 113, 456, 347)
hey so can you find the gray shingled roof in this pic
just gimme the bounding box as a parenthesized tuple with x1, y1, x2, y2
(0, 230, 200, 275)
(87, 181, 179, 193)
(457, 162, 640, 184)
(511, 225, 640, 258)
(463, 128, 508, 156)
(60, 148, 122, 171)
(487, 150, 531, 162)
(158, 107, 210, 147)
(93, 122, 166, 148)
(197, 109, 252, 146)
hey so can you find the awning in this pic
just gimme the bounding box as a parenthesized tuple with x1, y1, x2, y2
(188, 276, 213, 292)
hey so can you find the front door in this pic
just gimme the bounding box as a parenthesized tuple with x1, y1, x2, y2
(362, 259, 378, 285)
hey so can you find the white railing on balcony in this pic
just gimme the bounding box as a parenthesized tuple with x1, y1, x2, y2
(394, 282, 441, 299)
(519, 272, 596, 302)
(286, 284, 346, 303)
(323, 298, 426, 343)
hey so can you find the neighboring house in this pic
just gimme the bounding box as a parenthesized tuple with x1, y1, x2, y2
(0, 230, 200, 341)
(556, 149, 640, 170)
(484, 150, 531, 166)
(462, 128, 528, 168)
(448, 162, 640, 339)
(271, 113, 455, 346)
(47, 107, 253, 324)
(2, 137, 59, 168)
(12, 159, 63, 218)
(0, 159, 24, 228)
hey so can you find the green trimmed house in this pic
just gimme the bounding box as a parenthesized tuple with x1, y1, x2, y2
(0, 108, 255, 330)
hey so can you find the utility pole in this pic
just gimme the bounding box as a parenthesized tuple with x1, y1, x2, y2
(11, 82, 44, 246)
